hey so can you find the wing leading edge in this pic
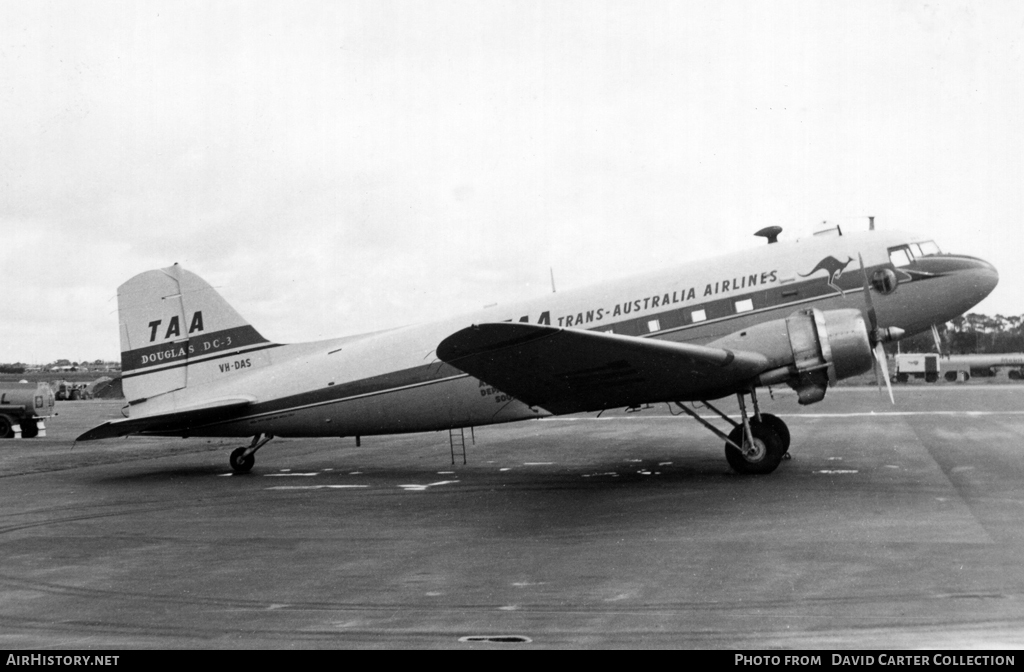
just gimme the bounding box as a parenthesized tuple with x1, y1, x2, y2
(436, 323, 770, 414)
(76, 397, 255, 441)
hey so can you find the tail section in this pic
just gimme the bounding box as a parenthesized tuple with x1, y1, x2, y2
(119, 264, 276, 403)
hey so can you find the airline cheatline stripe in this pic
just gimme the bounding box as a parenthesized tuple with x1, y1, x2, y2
(137, 362, 474, 435)
(239, 362, 470, 419)
(121, 325, 272, 375)
(121, 260, 947, 392)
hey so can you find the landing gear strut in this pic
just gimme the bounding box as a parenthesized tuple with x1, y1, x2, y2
(230, 434, 274, 474)
(674, 388, 789, 475)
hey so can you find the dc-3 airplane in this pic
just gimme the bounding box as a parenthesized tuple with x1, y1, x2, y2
(78, 225, 998, 475)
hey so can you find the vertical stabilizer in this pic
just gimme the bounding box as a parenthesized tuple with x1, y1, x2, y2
(119, 265, 274, 403)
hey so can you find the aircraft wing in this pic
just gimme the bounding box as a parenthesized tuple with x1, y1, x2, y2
(436, 323, 770, 414)
(76, 397, 255, 441)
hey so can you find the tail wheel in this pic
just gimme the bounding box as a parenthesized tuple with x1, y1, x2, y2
(757, 413, 790, 454)
(230, 447, 255, 474)
(0, 416, 13, 439)
(725, 422, 785, 475)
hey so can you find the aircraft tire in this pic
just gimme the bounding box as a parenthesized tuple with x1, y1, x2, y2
(757, 414, 790, 454)
(230, 447, 255, 474)
(0, 415, 12, 439)
(725, 423, 784, 475)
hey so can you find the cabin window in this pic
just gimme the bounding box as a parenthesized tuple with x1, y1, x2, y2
(871, 268, 898, 295)
(691, 309, 707, 322)
(917, 240, 941, 256)
(647, 319, 661, 333)
(734, 298, 753, 313)
(888, 246, 913, 267)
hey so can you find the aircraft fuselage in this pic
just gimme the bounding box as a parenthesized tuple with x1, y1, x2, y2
(124, 228, 996, 440)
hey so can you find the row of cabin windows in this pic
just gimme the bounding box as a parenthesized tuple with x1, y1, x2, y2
(603, 298, 756, 335)
(603, 242, 942, 336)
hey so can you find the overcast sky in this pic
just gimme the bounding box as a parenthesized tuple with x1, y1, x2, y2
(2, 0, 1022, 363)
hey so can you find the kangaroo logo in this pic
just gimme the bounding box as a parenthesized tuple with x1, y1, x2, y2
(799, 256, 853, 296)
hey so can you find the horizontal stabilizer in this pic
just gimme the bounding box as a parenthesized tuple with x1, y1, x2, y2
(76, 397, 255, 441)
(437, 323, 770, 414)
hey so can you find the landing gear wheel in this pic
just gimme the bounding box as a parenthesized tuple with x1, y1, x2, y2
(230, 447, 255, 474)
(758, 413, 790, 454)
(725, 422, 785, 475)
(0, 416, 12, 439)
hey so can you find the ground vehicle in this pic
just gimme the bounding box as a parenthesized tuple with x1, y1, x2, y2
(892, 353, 1024, 383)
(0, 383, 56, 438)
(55, 380, 90, 400)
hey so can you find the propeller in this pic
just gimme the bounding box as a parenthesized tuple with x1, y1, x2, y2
(858, 254, 905, 404)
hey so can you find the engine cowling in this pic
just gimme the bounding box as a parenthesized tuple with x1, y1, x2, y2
(710, 308, 874, 405)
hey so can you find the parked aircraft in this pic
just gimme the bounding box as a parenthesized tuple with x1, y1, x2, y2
(78, 226, 998, 475)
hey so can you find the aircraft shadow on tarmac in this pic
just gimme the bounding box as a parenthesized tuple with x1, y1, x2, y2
(89, 448, 771, 491)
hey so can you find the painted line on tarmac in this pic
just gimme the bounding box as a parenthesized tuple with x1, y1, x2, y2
(265, 485, 369, 490)
(542, 411, 1024, 420)
(399, 480, 460, 492)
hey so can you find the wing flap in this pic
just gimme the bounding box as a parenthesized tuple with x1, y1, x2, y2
(436, 323, 769, 414)
(76, 396, 255, 441)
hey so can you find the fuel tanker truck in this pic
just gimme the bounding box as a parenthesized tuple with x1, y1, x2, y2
(0, 383, 56, 438)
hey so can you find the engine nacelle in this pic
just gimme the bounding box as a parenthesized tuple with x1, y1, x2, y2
(710, 308, 874, 405)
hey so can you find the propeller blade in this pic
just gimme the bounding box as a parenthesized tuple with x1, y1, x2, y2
(931, 324, 944, 355)
(875, 342, 895, 405)
(861, 253, 896, 404)
(858, 253, 878, 337)
(873, 350, 883, 394)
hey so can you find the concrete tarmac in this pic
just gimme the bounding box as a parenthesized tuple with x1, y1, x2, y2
(2, 386, 1024, 649)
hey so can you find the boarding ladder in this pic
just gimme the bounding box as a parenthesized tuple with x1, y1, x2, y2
(448, 426, 475, 465)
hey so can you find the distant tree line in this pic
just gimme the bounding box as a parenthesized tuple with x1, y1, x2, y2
(0, 359, 119, 375)
(897, 313, 1024, 355)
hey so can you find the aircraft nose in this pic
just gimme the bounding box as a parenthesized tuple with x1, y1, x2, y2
(963, 256, 999, 304)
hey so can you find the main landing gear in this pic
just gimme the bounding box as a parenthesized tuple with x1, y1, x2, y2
(674, 389, 790, 475)
(230, 434, 274, 474)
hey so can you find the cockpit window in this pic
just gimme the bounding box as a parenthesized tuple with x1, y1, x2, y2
(888, 246, 912, 267)
(916, 240, 941, 256)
